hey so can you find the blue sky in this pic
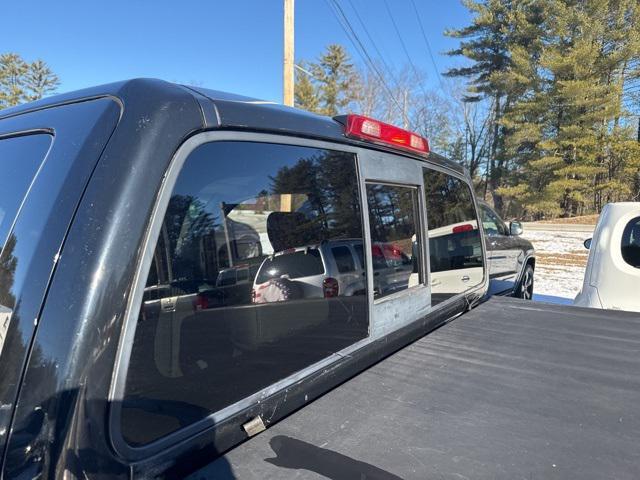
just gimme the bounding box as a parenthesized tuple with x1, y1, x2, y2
(1, 0, 471, 103)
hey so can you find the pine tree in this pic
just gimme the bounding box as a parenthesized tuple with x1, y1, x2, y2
(498, 0, 640, 218)
(445, 0, 515, 213)
(312, 44, 359, 116)
(294, 61, 320, 113)
(446, 0, 550, 214)
(0, 53, 28, 108)
(0, 53, 59, 109)
(294, 45, 359, 117)
(24, 59, 59, 102)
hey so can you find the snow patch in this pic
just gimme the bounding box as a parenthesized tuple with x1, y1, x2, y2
(525, 230, 592, 301)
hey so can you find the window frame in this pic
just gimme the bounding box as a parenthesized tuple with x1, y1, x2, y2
(421, 164, 488, 299)
(365, 180, 426, 301)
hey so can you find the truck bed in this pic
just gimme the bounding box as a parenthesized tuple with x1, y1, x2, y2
(193, 297, 640, 479)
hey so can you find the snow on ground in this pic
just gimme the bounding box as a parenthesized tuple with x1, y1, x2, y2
(525, 229, 592, 301)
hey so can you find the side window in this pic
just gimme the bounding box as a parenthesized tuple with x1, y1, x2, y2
(423, 168, 484, 306)
(332, 246, 356, 273)
(479, 204, 507, 236)
(0, 134, 52, 366)
(121, 141, 368, 446)
(0, 134, 52, 251)
(366, 183, 422, 299)
(621, 217, 640, 268)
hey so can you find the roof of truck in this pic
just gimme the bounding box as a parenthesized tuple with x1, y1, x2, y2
(0, 78, 465, 175)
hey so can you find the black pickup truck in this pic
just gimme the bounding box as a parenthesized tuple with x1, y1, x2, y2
(0, 79, 637, 479)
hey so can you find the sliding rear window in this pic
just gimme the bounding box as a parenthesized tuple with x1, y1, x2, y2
(0, 134, 52, 251)
(120, 140, 369, 447)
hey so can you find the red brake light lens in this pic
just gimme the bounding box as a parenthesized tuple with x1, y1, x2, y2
(452, 224, 474, 234)
(344, 114, 429, 156)
(194, 293, 209, 310)
(322, 277, 340, 298)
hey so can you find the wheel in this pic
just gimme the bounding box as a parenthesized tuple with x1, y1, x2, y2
(257, 277, 303, 303)
(516, 264, 534, 300)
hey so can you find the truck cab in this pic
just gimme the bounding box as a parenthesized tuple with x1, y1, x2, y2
(0, 79, 488, 478)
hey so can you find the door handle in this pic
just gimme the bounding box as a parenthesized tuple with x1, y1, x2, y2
(461, 275, 470, 282)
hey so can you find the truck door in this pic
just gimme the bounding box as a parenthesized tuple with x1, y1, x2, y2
(478, 203, 519, 286)
(0, 98, 121, 463)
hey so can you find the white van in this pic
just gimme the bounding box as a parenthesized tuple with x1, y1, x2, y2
(575, 202, 640, 312)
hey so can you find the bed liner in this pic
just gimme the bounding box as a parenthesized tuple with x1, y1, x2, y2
(193, 297, 640, 479)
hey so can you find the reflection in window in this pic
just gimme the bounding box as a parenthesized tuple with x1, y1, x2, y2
(621, 217, 640, 268)
(0, 134, 52, 251)
(366, 183, 422, 299)
(479, 204, 507, 236)
(424, 169, 483, 306)
(122, 142, 368, 446)
(332, 246, 356, 273)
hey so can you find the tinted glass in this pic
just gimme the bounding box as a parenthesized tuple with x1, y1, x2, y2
(0, 134, 52, 251)
(255, 249, 324, 283)
(423, 169, 483, 305)
(122, 141, 368, 446)
(354, 244, 366, 269)
(621, 216, 640, 268)
(479, 204, 507, 236)
(332, 246, 356, 273)
(0, 134, 51, 385)
(236, 268, 249, 282)
(366, 183, 422, 299)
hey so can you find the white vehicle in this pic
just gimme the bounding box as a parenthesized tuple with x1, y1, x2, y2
(426, 220, 485, 296)
(252, 240, 366, 304)
(575, 202, 640, 312)
(252, 239, 416, 303)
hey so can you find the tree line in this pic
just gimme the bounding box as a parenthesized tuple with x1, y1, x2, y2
(296, 0, 640, 219)
(4, 1, 640, 220)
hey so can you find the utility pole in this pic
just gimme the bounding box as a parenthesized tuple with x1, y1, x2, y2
(283, 0, 295, 106)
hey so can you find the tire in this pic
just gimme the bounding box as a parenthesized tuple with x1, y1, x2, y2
(516, 264, 534, 300)
(258, 277, 303, 303)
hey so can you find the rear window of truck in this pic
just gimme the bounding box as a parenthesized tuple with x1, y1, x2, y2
(255, 249, 324, 283)
(120, 141, 368, 447)
(0, 134, 52, 250)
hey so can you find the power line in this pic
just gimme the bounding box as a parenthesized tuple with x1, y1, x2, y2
(345, 0, 402, 91)
(409, 0, 446, 94)
(382, 0, 430, 100)
(325, 0, 412, 128)
(326, 0, 405, 117)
